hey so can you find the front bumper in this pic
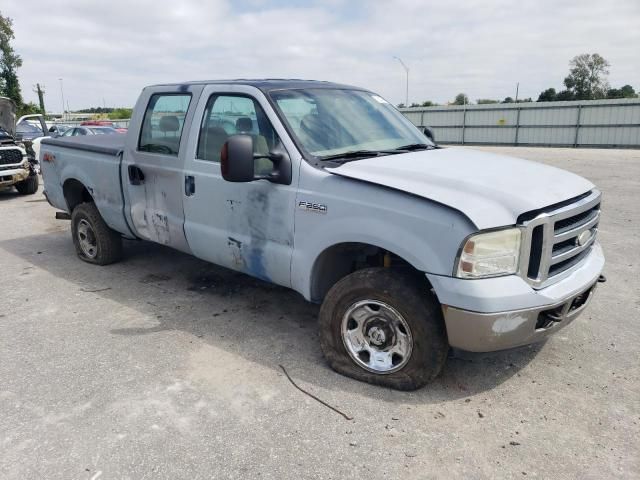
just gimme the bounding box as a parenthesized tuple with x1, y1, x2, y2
(428, 242, 604, 352)
(0, 163, 30, 187)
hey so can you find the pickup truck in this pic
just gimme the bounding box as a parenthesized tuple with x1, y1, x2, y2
(0, 97, 44, 195)
(40, 80, 605, 390)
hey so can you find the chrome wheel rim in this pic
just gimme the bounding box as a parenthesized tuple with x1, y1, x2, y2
(341, 299, 413, 374)
(77, 219, 98, 258)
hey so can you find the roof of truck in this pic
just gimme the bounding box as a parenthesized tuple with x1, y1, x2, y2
(148, 79, 365, 92)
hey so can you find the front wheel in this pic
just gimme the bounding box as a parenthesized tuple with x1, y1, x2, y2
(319, 268, 448, 390)
(15, 173, 39, 195)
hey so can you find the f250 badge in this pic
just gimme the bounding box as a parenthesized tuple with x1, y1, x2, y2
(298, 201, 327, 214)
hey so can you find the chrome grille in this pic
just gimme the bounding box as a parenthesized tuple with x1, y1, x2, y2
(520, 190, 601, 288)
(0, 148, 24, 166)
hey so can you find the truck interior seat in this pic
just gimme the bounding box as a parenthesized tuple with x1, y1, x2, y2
(199, 125, 228, 161)
(236, 117, 253, 133)
(159, 116, 180, 136)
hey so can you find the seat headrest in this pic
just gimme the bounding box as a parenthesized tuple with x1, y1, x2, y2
(236, 117, 253, 132)
(159, 115, 180, 133)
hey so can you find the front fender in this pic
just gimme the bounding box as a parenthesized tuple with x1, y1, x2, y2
(291, 167, 475, 301)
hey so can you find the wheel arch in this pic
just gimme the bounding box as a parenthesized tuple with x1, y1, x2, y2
(308, 241, 433, 303)
(62, 178, 94, 212)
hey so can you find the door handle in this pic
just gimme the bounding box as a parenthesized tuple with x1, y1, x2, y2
(185, 175, 195, 196)
(128, 165, 145, 185)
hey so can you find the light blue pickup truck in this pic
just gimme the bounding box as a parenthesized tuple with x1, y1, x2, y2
(40, 80, 605, 390)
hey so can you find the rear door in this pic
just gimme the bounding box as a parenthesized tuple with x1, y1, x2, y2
(121, 86, 202, 251)
(181, 85, 299, 287)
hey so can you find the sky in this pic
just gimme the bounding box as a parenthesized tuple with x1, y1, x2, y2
(4, 0, 640, 111)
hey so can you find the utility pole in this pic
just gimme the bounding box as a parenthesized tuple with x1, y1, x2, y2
(33, 84, 46, 115)
(515, 82, 519, 103)
(393, 56, 409, 107)
(58, 78, 66, 121)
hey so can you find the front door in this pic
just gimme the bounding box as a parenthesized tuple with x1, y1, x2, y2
(122, 89, 198, 252)
(182, 86, 298, 287)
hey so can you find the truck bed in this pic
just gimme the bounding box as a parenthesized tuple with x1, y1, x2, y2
(41, 134, 125, 156)
(40, 133, 133, 238)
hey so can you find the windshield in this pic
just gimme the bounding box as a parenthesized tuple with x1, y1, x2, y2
(270, 88, 432, 159)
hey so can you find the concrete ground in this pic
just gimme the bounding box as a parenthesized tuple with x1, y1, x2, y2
(1, 147, 638, 479)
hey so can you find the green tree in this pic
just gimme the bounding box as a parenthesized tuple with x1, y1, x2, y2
(0, 11, 23, 106)
(421, 100, 436, 107)
(476, 99, 499, 104)
(606, 84, 637, 99)
(537, 88, 557, 102)
(555, 90, 575, 101)
(502, 97, 514, 103)
(17, 101, 40, 116)
(453, 93, 469, 105)
(108, 107, 133, 119)
(563, 53, 610, 100)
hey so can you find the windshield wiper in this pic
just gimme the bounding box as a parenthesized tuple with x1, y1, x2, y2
(319, 145, 432, 163)
(319, 150, 385, 162)
(393, 143, 433, 151)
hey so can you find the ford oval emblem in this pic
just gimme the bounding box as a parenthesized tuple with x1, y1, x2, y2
(576, 230, 592, 247)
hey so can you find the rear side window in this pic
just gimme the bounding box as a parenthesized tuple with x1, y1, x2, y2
(138, 94, 191, 156)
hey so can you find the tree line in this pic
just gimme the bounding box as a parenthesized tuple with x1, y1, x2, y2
(401, 53, 637, 108)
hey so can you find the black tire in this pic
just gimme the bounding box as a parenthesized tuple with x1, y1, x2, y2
(71, 202, 123, 265)
(15, 173, 39, 195)
(319, 268, 448, 391)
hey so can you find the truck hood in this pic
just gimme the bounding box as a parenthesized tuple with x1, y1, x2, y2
(327, 147, 594, 229)
(0, 97, 17, 137)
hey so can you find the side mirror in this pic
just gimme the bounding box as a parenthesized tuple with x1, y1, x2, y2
(221, 135, 255, 182)
(221, 134, 293, 185)
(418, 126, 435, 143)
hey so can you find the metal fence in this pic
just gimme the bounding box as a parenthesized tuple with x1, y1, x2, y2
(400, 98, 640, 148)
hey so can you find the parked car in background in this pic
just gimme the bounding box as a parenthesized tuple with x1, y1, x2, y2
(81, 119, 127, 134)
(48, 124, 71, 136)
(0, 98, 42, 194)
(16, 119, 46, 142)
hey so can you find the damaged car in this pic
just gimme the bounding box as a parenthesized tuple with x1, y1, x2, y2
(0, 97, 46, 195)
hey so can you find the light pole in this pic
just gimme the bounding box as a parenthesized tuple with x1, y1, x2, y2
(58, 78, 66, 121)
(393, 56, 409, 107)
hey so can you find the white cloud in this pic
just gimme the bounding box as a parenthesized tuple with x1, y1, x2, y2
(5, 0, 640, 110)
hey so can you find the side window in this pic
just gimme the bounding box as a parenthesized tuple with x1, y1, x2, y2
(196, 94, 280, 175)
(138, 93, 191, 156)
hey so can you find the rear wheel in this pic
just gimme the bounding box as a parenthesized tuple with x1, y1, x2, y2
(15, 173, 39, 195)
(319, 268, 448, 390)
(71, 202, 123, 265)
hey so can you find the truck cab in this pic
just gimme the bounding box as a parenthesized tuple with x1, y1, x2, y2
(40, 80, 604, 390)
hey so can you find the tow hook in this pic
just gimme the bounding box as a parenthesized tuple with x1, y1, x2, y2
(597, 274, 607, 283)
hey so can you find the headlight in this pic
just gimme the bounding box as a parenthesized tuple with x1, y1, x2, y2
(455, 228, 522, 278)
